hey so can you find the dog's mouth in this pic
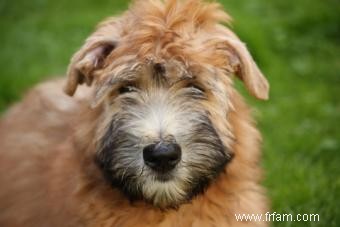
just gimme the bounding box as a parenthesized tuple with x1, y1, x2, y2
(152, 171, 175, 182)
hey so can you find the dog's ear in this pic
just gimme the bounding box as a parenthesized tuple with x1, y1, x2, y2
(63, 17, 123, 96)
(222, 37, 269, 100)
(63, 40, 116, 96)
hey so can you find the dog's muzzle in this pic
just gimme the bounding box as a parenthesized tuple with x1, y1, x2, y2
(143, 142, 181, 173)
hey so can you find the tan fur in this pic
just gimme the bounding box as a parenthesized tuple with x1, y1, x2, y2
(0, 0, 269, 226)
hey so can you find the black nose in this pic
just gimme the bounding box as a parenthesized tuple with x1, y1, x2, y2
(143, 143, 181, 172)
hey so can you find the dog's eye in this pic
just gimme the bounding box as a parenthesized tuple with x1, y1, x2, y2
(186, 83, 205, 94)
(119, 85, 138, 94)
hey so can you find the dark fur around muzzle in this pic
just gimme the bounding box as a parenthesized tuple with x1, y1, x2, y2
(95, 107, 233, 208)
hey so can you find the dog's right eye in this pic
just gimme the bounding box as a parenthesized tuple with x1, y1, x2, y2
(119, 85, 138, 94)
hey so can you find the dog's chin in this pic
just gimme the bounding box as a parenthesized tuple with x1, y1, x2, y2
(107, 170, 223, 209)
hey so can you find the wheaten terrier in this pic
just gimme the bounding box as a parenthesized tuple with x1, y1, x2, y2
(0, 0, 270, 226)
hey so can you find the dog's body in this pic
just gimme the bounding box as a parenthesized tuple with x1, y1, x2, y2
(0, 0, 269, 226)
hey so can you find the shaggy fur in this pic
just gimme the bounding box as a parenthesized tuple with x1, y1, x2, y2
(0, 0, 270, 226)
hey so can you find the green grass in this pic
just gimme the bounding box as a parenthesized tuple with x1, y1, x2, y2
(1, 0, 339, 226)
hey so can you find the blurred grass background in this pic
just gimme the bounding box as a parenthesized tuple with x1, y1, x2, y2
(0, 0, 339, 226)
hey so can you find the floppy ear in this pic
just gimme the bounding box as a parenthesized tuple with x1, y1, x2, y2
(222, 36, 269, 100)
(63, 40, 116, 96)
(63, 18, 122, 96)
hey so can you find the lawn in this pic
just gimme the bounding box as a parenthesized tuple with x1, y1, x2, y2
(1, 0, 339, 226)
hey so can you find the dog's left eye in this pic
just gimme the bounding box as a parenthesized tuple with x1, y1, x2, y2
(186, 83, 205, 94)
(119, 85, 138, 94)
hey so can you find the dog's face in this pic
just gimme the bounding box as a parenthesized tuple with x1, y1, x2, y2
(94, 59, 233, 208)
(63, 0, 269, 209)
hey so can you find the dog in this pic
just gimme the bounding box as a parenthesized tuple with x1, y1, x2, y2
(0, 0, 270, 226)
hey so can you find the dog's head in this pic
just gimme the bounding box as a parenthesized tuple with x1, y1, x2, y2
(64, 0, 269, 209)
